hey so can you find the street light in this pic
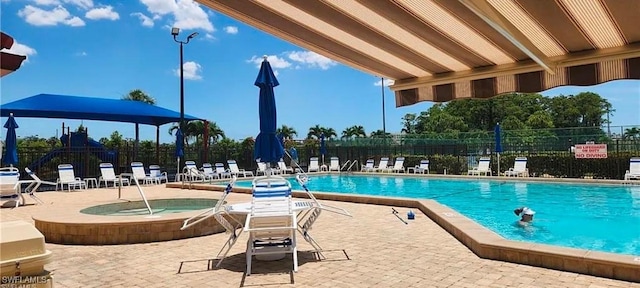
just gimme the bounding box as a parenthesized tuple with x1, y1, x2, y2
(171, 27, 198, 143)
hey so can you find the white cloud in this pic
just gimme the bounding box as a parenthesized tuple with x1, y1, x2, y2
(374, 78, 395, 87)
(131, 12, 154, 27)
(1, 41, 37, 62)
(33, 0, 60, 5)
(85, 6, 119, 20)
(204, 33, 214, 40)
(18, 5, 85, 26)
(247, 55, 291, 69)
(140, 0, 214, 32)
(63, 0, 93, 9)
(287, 51, 337, 70)
(174, 61, 202, 80)
(75, 51, 87, 56)
(223, 26, 238, 34)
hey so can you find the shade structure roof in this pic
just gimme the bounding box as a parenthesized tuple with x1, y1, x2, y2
(197, 0, 640, 106)
(0, 94, 202, 126)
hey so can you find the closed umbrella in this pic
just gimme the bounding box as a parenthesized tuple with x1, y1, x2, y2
(320, 133, 327, 166)
(495, 123, 502, 175)
(175, 128, 184, 181)
(3, 113, 19, 167)
(253, 56, 284, 176)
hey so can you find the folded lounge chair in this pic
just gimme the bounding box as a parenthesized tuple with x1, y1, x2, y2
(468, 157, 492, 176)
(24, 168, 56, 205)
(624, 157, 640, 181)
(505, 157, 528, 177)
(227, 160, 254, 177)
(244, 176, 297, 276)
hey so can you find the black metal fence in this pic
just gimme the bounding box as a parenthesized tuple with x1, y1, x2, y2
(12, 126, 640, 182)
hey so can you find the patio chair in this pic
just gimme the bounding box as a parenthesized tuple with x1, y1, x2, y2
(308, 157, 320, 173)
(57, 164, 86, 191)
(374, 157, 390, 173)
(99, 163, 130, 188)
(468, 157, 492, 176)
(414, 160, 430, 174)
(505, 157, 528, 177)
(149, 165, 168, 184)
(328, 157, 340, 172)
(183, 161, 208, 182)
(390, 157, 405, 173)
(244, 176, 298, 276)
(624, 157, 640, 181)
(278, 159, 294, 174)
(227, 160, 254, 177)
(255, 161, 268, 176)
(215, 163, 231, 179)
(131, 162, 155, 185)
(0, 167, 22, 208)
(201, 163, 218, 180)
(24, 168, 56, 204)
(361, 159, 375, 172)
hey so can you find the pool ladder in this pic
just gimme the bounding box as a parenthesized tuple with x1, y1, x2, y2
(340, 160, 359, 173)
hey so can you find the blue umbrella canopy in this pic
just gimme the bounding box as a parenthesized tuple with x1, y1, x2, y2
(253, 57, 284, 165)
(3, 113, 19, 166)
(175, 128, 184, 158)
(494, 124, 503, 153)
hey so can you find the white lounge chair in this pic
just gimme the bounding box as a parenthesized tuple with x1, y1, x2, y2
(390, 157, 405, 173)
(624, 157, 640, 181)
(227, 160, 254, 177)
(414, 160, 429, 174)
(244, 176, 297, 276)
(328, 157, 340, 172)
(131, 162, 156, 185)
(468, 157, 492, 176)
(149, 165, 168, 184)
(57, 164, 86, 191)
(374, 157, 390, 173)
(505, 157, 528, 177)
(255, 161, 268, 176)
(201, 163, 217, 180)
(308, 157, 320, 173)
(183, 161, 208, 182)
(278, 159, 294, 174)
(24, 168, 56, 205)
(215, 163, 231, 179)
(99, 163, 130, 188)
(361, 159, 375, 172)
(0, 167, 22, 208)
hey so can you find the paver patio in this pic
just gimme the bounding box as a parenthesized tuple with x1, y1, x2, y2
(1, 185, 639, 287)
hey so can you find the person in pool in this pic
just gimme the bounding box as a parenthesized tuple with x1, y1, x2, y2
(514, 207, 535, 227)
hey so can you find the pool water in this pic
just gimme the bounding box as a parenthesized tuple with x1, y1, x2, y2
(81, 198, 217, 216)
(236, 175, 640, 255)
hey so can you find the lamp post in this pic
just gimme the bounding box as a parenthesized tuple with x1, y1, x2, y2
(171, 27, 198, 143)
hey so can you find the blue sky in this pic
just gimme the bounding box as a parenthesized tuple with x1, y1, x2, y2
(1, 0, 639, 143)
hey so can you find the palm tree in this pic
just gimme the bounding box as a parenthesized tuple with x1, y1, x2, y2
(276, 125, 298, 139)
(370, 129, 391, 138)
(307, 125, 323, 139)
(168, 120, 225, 147)
(624, 127, 640, 140)
(320, 127, 337, 139)
(341, 125, 366, 139)
(122, 89, 155, 156)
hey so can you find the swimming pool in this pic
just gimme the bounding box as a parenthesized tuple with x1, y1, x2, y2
(236, 175, 640, 256)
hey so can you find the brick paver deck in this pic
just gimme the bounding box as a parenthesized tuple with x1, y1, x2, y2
(1, 185, 639, 287)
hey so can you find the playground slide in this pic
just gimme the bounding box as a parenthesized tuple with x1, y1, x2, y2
(28, 141, 118, 170)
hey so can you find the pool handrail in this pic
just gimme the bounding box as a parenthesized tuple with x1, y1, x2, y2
(118, 173, 153, 215)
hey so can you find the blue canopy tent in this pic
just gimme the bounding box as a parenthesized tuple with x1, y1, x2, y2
(253, 57, 284, 175)
(0, 93, 202, 170)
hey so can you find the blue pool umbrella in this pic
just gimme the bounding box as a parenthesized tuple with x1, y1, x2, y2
(3, 113, 19, 166)
(495, 123, 502, 174)
(320, 133, 327, 165)
(175, 128, 184, 181)
(253, 56, 284, 170)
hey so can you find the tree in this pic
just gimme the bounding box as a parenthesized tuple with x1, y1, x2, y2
(307, 125, 323, 139)
(320, 127, 337, 139)
(276, 125, 297, 139)
(624, 127, 640, 140)
(100, 131, 124, 148)
(341, 125, 366, 139)
(370, 129, 391, 138)
(121, 89, 155, 104)
(401, 114, 417, 134)
(168, 120, 225, 147)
